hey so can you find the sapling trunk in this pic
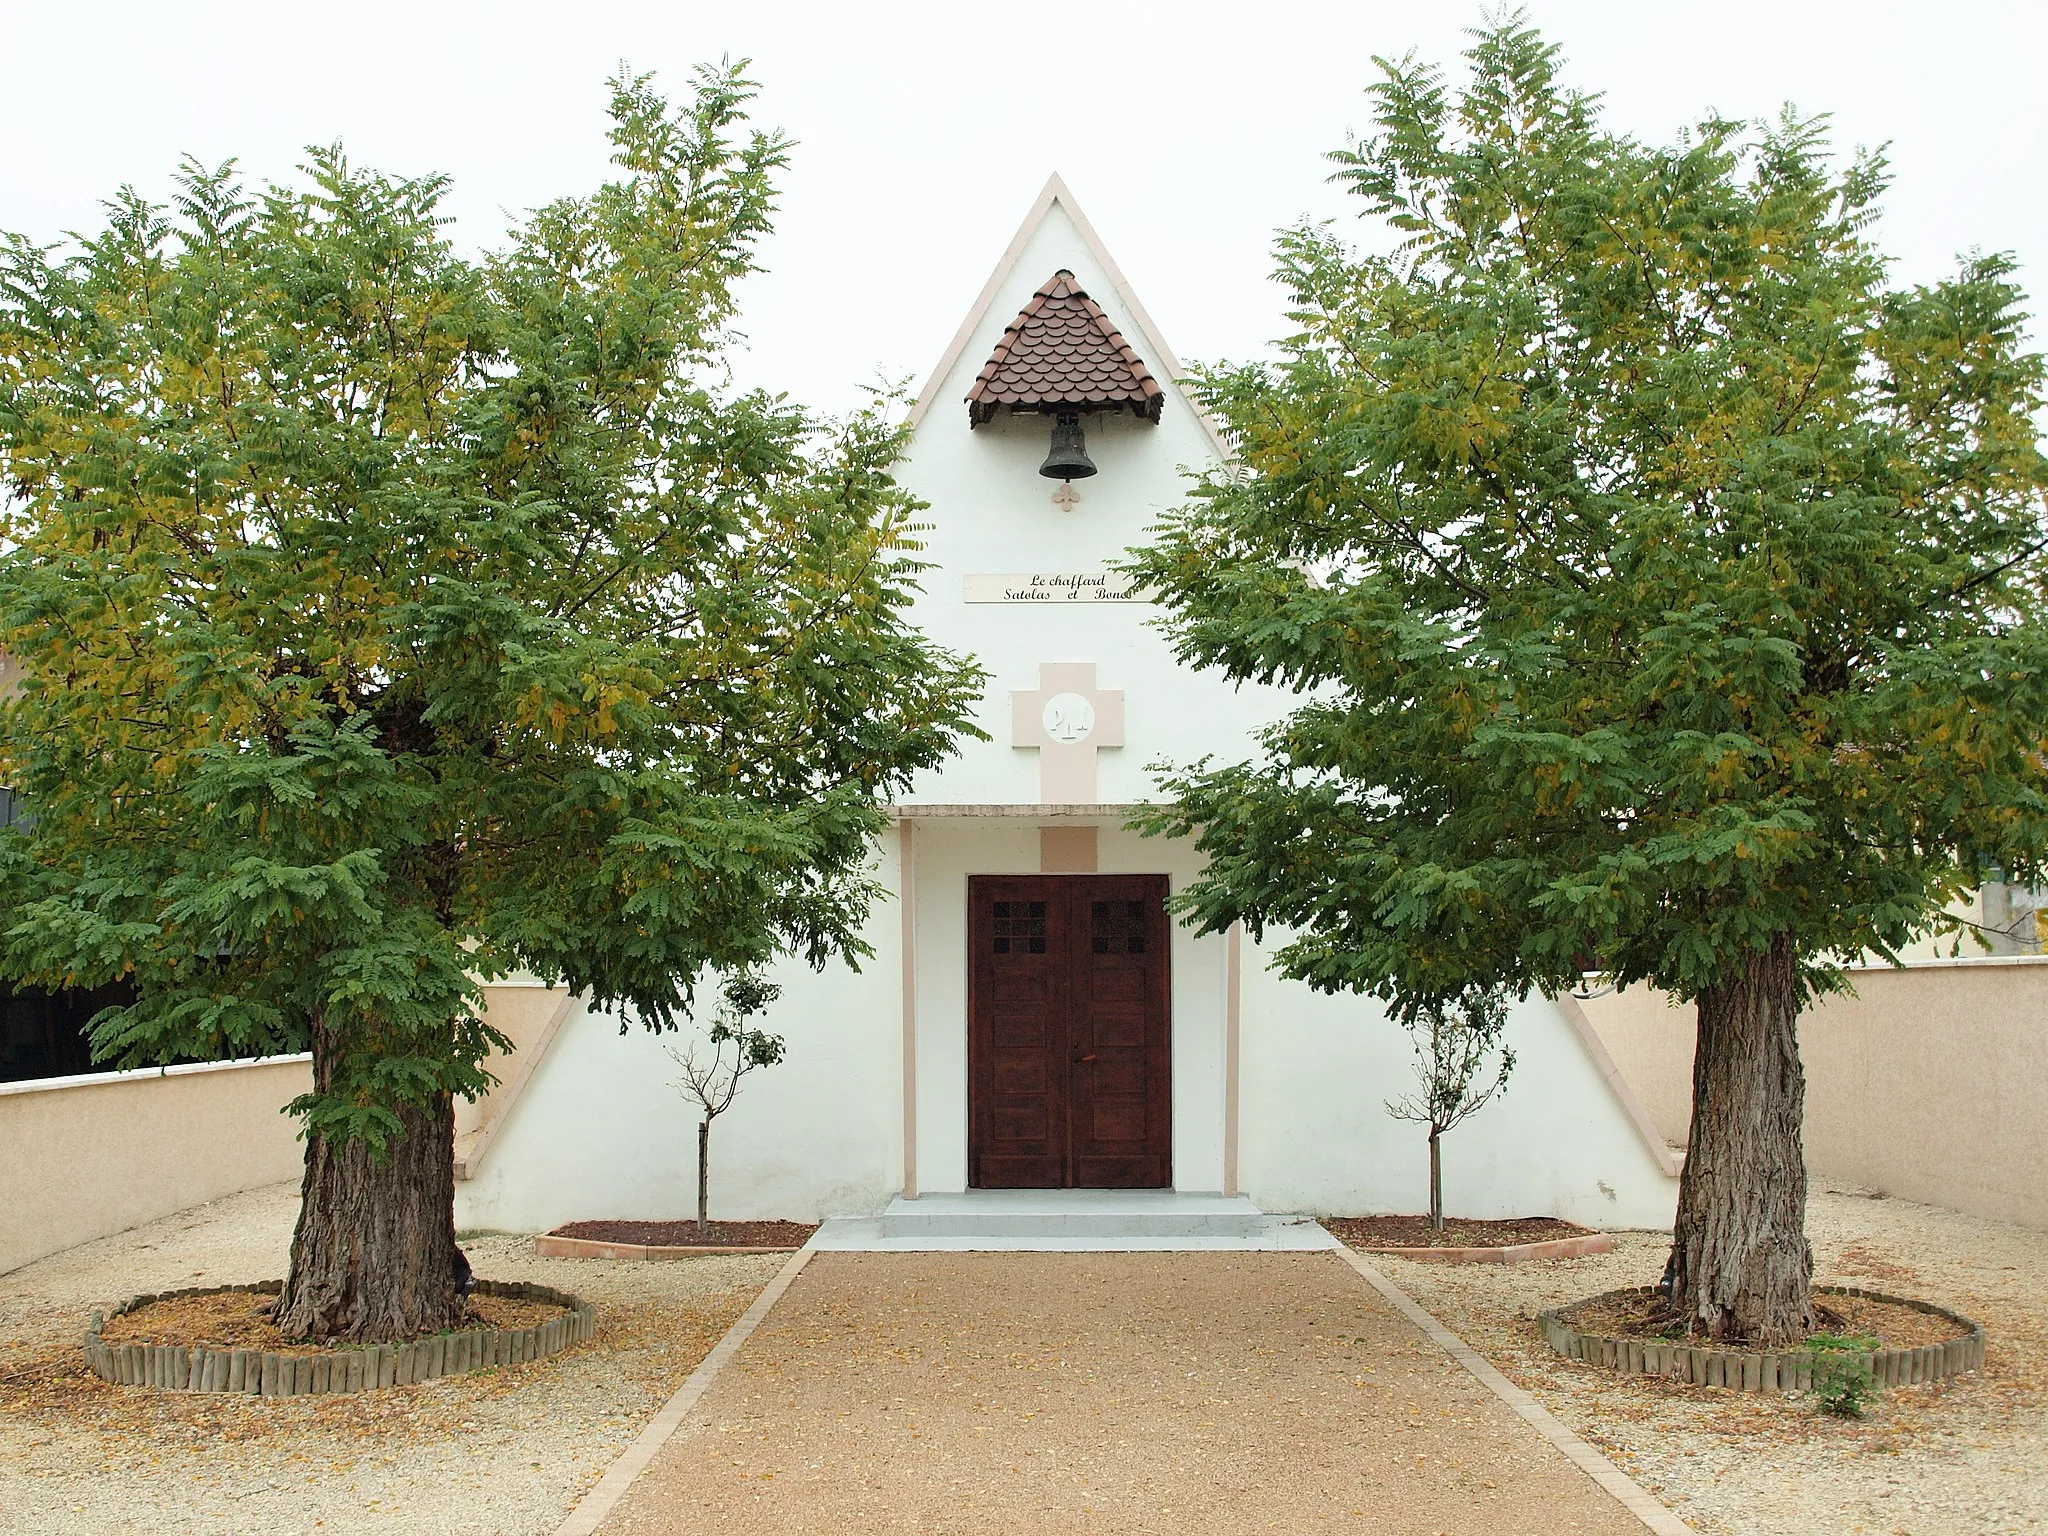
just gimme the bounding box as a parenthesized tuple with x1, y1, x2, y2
(1388, 991, 1512, 1238)
(668, 973, 784, 1242)
(1428, 1128, 1444, 1231)
(697, 1117, 711, 1235)
(1669, 938, 1813, 1344)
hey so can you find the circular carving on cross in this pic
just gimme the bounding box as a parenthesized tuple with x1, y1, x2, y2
(1041, 692, 1095, 743)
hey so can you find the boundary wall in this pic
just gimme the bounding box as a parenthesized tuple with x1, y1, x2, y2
(1580, 957, 2048, 1230)
(0, 1054, 311, 1275)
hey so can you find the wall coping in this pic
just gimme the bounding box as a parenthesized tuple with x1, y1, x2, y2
(0, 1053, 312, 1100)
(455, 992, 575, 1183)
(1842, 953, 2048, 972)
(1553, 994, 1683, 1180)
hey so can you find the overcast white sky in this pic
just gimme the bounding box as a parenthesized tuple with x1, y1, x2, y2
(4, 1, 2042, 415)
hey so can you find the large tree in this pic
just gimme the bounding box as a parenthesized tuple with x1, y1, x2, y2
(1131, 22, 2048, 1343)
(0, 67, 982, 1342)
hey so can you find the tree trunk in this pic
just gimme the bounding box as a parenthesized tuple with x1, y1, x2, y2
(1668, 936, 1813, 1344)
(1427, 1128, 1443, 1230)
(275, 1092, 465, 1343)
(697, 1117, 711, 1235)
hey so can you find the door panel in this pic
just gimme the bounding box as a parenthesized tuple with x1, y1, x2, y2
(1068, 879, 1170, 1188)
(968, 873, 1170, 1189)
(969, 879, 1068, 1187)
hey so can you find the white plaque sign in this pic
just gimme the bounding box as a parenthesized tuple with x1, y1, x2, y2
(964, 572, 1148, 604)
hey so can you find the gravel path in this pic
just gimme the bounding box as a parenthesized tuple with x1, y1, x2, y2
(596, 1250, 1651, 1535)
(8, 1182, 2038, 1534)
(0, 1182, 782, 1536)
(1370, 1184, 2048, 1536)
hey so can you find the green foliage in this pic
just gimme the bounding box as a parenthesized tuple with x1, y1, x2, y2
(1803, 1332, 1880, 1417)
(670, 968, 786, 1116)
(1127, 18, 2048, 1018)
(706, 971, 786, 1073)
(1384, 986, 1514, 1137)
(0, 65, 984, 1153)
(1385, 984, 1514, 1227)
(666, 968, 784, 1231)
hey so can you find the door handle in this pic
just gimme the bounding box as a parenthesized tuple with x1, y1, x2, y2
(1076, 1054, 1097, 1063)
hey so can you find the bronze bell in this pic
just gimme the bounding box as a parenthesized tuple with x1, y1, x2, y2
(1038, 410, 1097, 481)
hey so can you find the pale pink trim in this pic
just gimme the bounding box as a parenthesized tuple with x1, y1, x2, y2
(454, 990, 575, 1182)
(904, 173, 1233, 461)
(1037, 826, 1100, 873)
(1223, 923, 1242, 1198)
(1554, 993, 1683, 1179)
(889, 803, 1152, 818)
(899, 818, 919, 1200)
(1011, 662, 1123, 804)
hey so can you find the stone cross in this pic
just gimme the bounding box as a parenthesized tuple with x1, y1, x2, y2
(1011, 662, 1124, 803)
(1050, 482, 1081, 511)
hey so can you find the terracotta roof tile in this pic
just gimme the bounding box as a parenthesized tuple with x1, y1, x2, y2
(966, 270, 1164, 425)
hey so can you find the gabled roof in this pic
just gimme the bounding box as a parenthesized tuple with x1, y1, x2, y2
(906, 174, 1231, 459)
(965, 270, 1163, 425)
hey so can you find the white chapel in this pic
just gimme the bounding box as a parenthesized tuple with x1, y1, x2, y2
(452, 178, 1681, 1238)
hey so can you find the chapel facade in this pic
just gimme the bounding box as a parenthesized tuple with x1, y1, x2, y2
(453, 180, 1682, 1233)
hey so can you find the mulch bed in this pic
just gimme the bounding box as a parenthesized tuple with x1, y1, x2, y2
(99, 1288, 569, 1357)
(1558, 1287, 1971, 1351)
(549, 1219, 818, 1250)
(1323, 1214, 1594, 1249)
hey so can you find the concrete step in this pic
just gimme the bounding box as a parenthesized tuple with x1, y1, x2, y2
(811, 1190, 1340, 1252)
(880, 1190, 1266, 1239)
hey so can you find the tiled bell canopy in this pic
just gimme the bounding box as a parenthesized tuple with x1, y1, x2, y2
(967, 270, 1164, 426)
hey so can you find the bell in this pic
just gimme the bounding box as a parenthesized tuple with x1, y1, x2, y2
(1038, 410, 1097, 481)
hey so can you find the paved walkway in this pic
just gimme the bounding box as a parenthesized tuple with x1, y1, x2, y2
(595, 1251, 1650, 1535)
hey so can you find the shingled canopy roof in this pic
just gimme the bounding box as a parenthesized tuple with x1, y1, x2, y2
(966, 270, 1164, 426)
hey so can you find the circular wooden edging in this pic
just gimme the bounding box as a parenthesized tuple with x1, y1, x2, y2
(1537, 1284, 1986, 1393)
(1357, 1232, 1613, 1265)
(83, 1279, 596, 1396)
(534, 1234, 805, 1261)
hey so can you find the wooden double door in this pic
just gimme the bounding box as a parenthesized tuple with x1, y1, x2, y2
(968, 874, 1172, 1189)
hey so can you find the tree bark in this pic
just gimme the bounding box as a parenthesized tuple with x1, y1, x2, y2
(1427, 1128, 1443, 1230)
(1669, 936, 1813, 1344)
(697, 1117, 711, 1235)
(275, 1091, 465, 1344)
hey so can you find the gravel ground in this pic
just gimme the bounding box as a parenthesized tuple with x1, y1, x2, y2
(8, 1182, 2040, 1535)
(1369, 1183, 2048, 1536)
(0, 1182, 782, 1536)
(599, 1250, 1648, 1536)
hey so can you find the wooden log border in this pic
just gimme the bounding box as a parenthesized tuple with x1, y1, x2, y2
(1535, 1283, 1985, 1394)
(81, 1278, 596, 1396)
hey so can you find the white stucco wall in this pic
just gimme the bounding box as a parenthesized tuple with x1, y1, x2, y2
(455, 183, 1678, 1235)
(455, 840, 907, 1233)
(1236, 944, 1677, 1229)
(892, 198, 1295, 808)
(461, 818, 1679, 1230)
